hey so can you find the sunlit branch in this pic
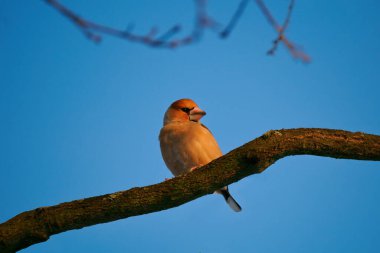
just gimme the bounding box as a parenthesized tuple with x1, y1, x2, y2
(1, 128, 379, 252)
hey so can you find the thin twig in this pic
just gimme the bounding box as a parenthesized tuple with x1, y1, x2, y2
(44, 0, 310, 62)
(255, 0, 310, 63)
(220, 0, 250, 38)
(267, 0, 295, 55)
(44, 0, 210, 48)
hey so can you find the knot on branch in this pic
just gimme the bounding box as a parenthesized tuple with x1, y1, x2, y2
(262, 130, 283, 139)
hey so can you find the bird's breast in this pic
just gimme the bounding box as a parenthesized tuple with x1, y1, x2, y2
(159, 122, 222, 176)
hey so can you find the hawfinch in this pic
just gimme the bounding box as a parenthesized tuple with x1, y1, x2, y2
(159, 98, 241, 212)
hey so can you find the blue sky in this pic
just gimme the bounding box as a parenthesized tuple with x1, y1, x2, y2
(1, 0, 380, 252)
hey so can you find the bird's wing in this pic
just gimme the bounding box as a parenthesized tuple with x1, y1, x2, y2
(159, 122, 222, 176)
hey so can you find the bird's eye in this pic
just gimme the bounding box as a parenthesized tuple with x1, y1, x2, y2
(181, 108, 191, 113)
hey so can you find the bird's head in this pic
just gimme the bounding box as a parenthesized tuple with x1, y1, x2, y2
(163, 98, 206, 125)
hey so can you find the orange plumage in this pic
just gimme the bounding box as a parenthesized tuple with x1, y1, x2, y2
(159, 99, 241, 212)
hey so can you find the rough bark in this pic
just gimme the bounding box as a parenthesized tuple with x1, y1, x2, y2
(1, 128, 380, 252)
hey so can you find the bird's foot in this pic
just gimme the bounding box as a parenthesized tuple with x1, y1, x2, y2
(189, 165, 203, 172)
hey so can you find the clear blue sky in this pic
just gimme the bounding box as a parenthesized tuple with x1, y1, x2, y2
(1, 1, 380, 252)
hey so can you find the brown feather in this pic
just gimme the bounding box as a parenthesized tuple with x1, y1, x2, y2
(159, 98, 242, 212)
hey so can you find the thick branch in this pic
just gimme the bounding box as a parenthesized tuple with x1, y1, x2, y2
(1, 128, 379, 252)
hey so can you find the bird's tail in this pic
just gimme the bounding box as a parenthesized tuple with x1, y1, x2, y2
(219, 188, 242, 212)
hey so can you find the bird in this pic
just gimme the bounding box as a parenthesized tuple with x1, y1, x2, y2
(159, 98, 241, 212)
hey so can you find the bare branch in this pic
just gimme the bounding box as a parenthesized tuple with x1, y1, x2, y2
(44, 0, 309, 61)
(220, 0, 250, 38)
(255, 0, 311, 63)
(1, 128, 380, 252)
(267, 0, 295, 56)
(44, 0, 216, 48)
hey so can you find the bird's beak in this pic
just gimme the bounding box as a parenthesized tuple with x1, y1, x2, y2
(189, 106, 206, 122)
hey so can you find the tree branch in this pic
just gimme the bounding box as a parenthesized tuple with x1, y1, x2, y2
(44, 0, 310, 62)
(255, 0, 310, 63)
(43, 0, 226, 48)
(1, 128, 379, 252)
